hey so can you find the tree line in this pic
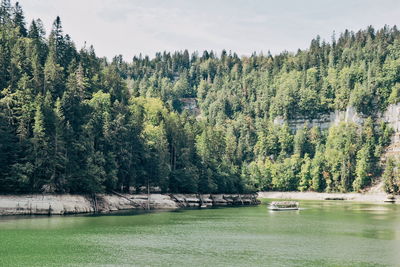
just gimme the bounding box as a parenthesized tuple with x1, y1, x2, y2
(1, 0, 400, 194)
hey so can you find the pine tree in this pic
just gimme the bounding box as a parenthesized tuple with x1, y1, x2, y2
(383, 157, 399, 194)
(353, 146, 371, 191)
(311, 149, 326, 192)
(299, 154, 312, 191)
(0, 100, 18, 191)
(0, 22, 11, 90)
(32, 101, 51, 191)
(0, 0, 11, 25)
(28, 19, 47, 64)
(12, 2, 26, 36)
(44, 49, 64, 98)
(49, 16, 64, 64)
(51, 98, 67, 191)
(293, 126, 309, 157)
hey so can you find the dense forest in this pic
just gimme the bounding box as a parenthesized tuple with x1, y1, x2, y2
(1, 1, 400, 195)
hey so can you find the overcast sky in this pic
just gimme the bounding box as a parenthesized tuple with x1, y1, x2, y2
(18, 0, 400, 61)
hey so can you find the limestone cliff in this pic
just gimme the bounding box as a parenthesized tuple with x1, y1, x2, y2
(275, 104, 400, 159)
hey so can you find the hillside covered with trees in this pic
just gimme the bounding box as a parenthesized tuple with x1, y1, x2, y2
(1, 1, 400, 194)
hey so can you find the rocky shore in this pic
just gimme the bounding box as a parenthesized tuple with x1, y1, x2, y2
(0, 193, 260, 216)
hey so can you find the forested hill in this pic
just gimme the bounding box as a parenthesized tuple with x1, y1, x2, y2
(1, 1, 400, 195)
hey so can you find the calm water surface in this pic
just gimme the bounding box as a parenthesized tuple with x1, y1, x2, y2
(0, 200, 400, 267)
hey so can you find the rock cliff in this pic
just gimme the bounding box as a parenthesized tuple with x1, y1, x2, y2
(275, 104, 400, 161)
(273, 106, 365, 130)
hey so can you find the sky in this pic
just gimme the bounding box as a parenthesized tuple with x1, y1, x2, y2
(18, 0, 400, 61)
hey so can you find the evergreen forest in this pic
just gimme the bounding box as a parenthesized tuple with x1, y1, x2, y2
(1, 1, 400, 194)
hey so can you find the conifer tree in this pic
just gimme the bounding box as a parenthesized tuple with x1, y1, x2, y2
(383, 157, 399, 194)
(12, 1, 26, 36)
(32, 102, 51, 191)
(51, 98, 67, 191)
(0, 0, 11, 25)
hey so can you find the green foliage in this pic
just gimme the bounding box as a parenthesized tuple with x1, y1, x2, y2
(271, 155, 302, 191)
(383, 157, 400, 194)
(241, 159, 272, 192)
(32, 101, 51, 191)
(324, 123, 359, 192)
(0, 3, 397, 194)
(298, 154, 312, 191)
(353, 146, 371, 191)
(350, 83, 374, 115)
(311, 149, 326, 192)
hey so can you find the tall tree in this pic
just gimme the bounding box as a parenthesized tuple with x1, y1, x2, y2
(12, 1, 26, 36)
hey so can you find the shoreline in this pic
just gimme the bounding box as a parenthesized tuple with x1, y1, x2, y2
(1, 191, 397, 216)
(0, 193, 260, 216)
(258, 191, 398, 203)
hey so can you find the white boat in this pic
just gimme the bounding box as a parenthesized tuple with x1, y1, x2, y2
(269, 201, 299, 211)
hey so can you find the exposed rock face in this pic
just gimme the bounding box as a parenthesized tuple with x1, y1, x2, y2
(274, 106, 365, 130)
(274, 104, 400, 144)
(0, 193, 260, 216)
(179, 98, 200, 117)
(0, 195, 94, 215)
(382, 103, 400, 160)
(275, 104, 400, 164)
(382, 103, 400, 132)
(170, 194, 259, 207)
(96, 194, 178, 212)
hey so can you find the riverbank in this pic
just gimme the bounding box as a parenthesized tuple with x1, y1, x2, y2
(258, 191, 399, 203)
(0, 193, 260, 216)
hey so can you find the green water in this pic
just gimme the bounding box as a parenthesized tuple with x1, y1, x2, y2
(0, 200, 400, 267)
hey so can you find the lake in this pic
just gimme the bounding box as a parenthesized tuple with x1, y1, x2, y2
(0, 200, 399, 267)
